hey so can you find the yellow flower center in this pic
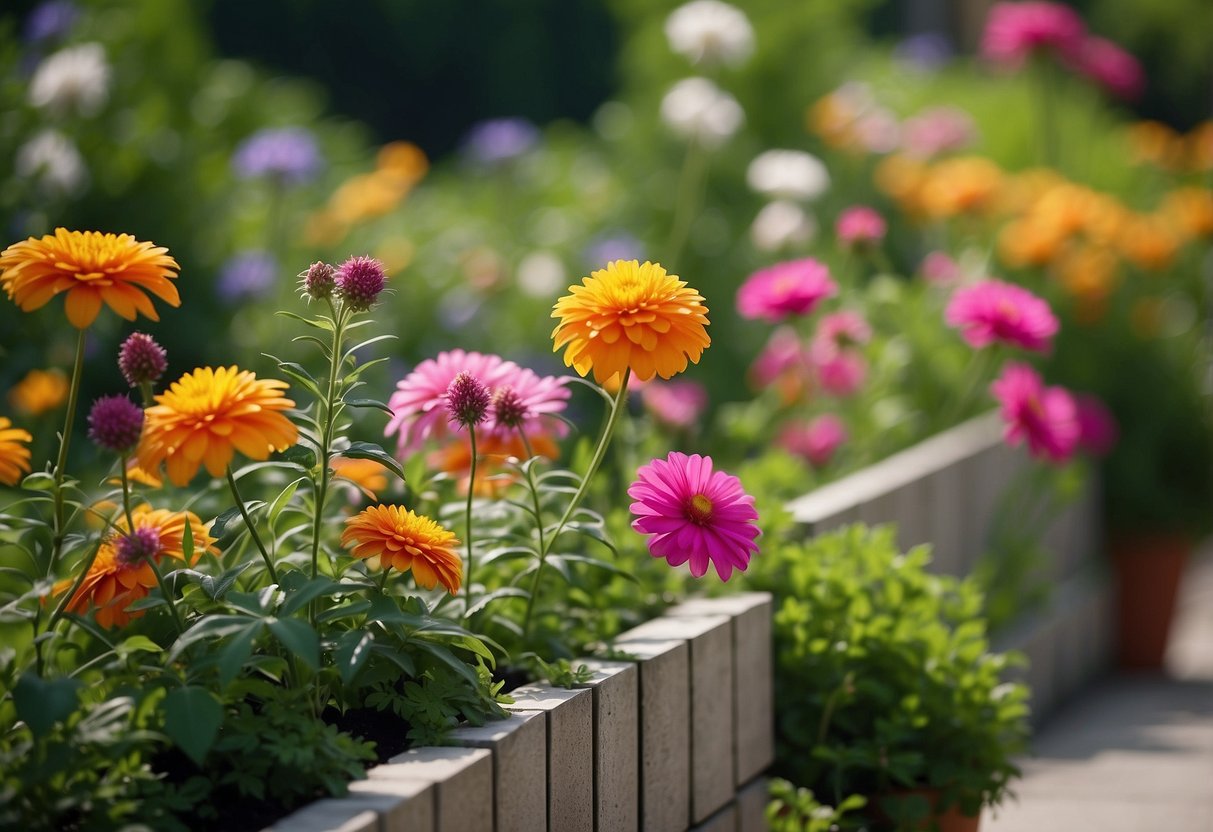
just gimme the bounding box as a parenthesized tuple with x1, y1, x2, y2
(687, 493, 713, 525)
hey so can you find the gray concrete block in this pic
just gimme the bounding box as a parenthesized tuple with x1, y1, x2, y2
(690, 803, 738, 832)
(620, 614, 734, 824)
(265, 801, 379, 832)
(611, 628, 690, 832)
(735, 777, 769, 832)
(668, 594, 774, 784)
(346, 777, 433, 832)
(926, 462, 966, 576)
(855, 491, 897, 535)
(381, 746, 492, 832)
(890, 479, 931, 553)
(450, 711, 546, 832)
(579, 660, 639, 832)
(507, 684, 594, 832)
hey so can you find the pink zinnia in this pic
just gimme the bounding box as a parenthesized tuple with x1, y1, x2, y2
(736, 258, 837, 323)
(1072, 36, 1144, 101)
(747, 326, 811, 398)
(920, 251, 961, 285)
(981, 2, 1086, 68)
(901, 107, 977, 158)
(628, 452, 760, 581)
(386, 350, 570, 454)
(945, 279, 1059, 352)
(778, 415, 848, 468)
(641, 380, 709, 430)
(1075, 393, 1118, 456)
(810, 311, 872, 397)
(990, 363, 1080, 462)
(835, 206, 887, 248)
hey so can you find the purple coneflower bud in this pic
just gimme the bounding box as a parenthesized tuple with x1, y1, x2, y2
(446, 372, 490, 428)
(115, 526, 161, 566)
(301, 260, 336, 300)
(335, 255, 387, 312)
(87, 395, 144, 454)
(118, 332, 167, 387)
(490, 386, 527, 428)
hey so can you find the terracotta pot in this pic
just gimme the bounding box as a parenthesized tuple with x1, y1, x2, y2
(1109, 532, 1191, 670)
(876, 788, 981, 832)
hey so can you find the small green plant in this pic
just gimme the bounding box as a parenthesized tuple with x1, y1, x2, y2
(748, 524, 1029, 824)
(765, 778, 866, 832)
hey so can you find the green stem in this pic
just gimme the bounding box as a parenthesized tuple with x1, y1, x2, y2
(310, 301, 347, 599)
(522, 370, 630, 640)
(226, 466, 279, 584)
(119, 455, 135, 531)
(942, 347, 996, 430)
(665, 140, 708, 265)
(517, 428, 547, 560)
(48, 329, 87, 579)
(147, 550, 185, 634)
(463, 426, 479, 610)
(1033, 56, 1059, 169)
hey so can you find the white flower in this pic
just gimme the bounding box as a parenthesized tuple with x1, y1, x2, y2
(746, 150, 831, 202)
(28, 42, 110, 118)
(16, 129, 87, 196)
(750, 201, 818, 252)
(664, 0, 755, 67)
(660, 77, 744, 148)
(516, 251, 567, 298)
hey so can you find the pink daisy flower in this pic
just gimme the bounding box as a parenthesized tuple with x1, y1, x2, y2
(1075, 393, 1118, 456)
(1071, 36, 1144, 101)
(945, 279, 1059, 353)
(386, 349, 570, 454)
(641, 379, 709, 430)
(736, 258, 837, 323)
(778, 415, 848, 468)
(981, 1, 1086, 68)
(835, 205, 887, 248)
(990, 362, 1080, 462)
(629, 452, 760, 581)
(901, 107, 977, 158)
(747, 326, 812, 401)
(810, 311, 872, 397)
(920, 251, 961, 285)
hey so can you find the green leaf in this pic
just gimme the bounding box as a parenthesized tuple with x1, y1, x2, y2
(343, 441, 405, 482)
(20, 472, 56, 491)
(334, 630, 374, 684)
(278, 444, 318, 469)
(275, 361, 324, 398)
(465, 586, 530, 617)
(216, 622, 262, 687)
(268, 617, 320, 669)
(209, 506, 244, 540)
(344, 398, 394, 415)
(168, 614, 260, 662)
(181, 518, 194, 563)
(274, 311, 334, 331)
(13, 673, 81, 738)
(116, 635, 163, 657)
(163, 686, 223, 765)
(268, 477, 307, 527)
(343, 334, 397, 364)
(279, 576, 344, 617)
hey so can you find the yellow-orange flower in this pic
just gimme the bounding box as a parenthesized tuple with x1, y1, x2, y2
(874, 154, 928, 215)
(0, 229, 180, 329)
(1126, 121, 1185, 171)
(0, 417, 33, 486)
(53, 506, 217, 628)
(137, 366, 297, 486)
(918, 157, 1003, 219)
(431, 432, 560, 498)
(1117, 214, 1181, 272)
(998, 218, 1069, 268)
(551, 260, 710, 386)
(8, 368, 69, 416)
(1160, 187, 1213, 239)
(341, 505, 462, 594)
(331, 456, 390, 502)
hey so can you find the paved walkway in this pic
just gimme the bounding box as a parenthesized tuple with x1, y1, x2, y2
(984, 547, 1213, 831)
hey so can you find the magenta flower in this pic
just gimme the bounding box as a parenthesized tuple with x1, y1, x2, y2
(920, 251, 961, 285)
(747, 327, 811, 399)
(1076, 393, 1118, 456)
(835, 205, 887, 248)
(981, 2, 1086, 68)
(945, 279, 1059, 352)
(810, 311, 871, 397)
(641, 380, 708, 430)
(990, 363, 1080, 462)
(336, 255, 387, 311)
(87, 395, 144, 455)
(446, 372, 491, 428)
(117, 332, 167, 387)
(386, 350, 570, 454)
(628, 452, 760, 581)
(1072, 36, 1144, 101)
(778, 415, 848, 468)
(736, 258, 837, 323)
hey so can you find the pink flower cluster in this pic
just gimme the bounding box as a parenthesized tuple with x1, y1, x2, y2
(945, 279, 1059, 353)
(778, 415, 848, 468)
(835, 206, 887, 248)
(736, 258, 837, 323)
(386, 349, 571, 454)
(810, 311, 872, 397)
(990, 363, 1079, 462)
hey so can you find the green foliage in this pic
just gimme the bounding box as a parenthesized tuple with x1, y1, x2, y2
(765, 778, 866, 832)
(748, 525, 1029, 819)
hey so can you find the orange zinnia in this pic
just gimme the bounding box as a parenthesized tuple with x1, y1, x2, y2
(8, 368, 69, 416)
(341, 505, 462, 595)
(0, 229, 180, 329)
(137, 366, 298, 486)
(551, 260, 710, 386)
(0, 417, 33, 486)
(53, 506, 217, 628)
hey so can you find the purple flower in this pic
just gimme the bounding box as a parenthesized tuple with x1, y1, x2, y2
(335, 255, 387, 312)
(894, 32, 954, 71)
(217, 251, 278, 301)
(584, 233, 645, 267)
(24, 1, 78, 43)
(629, 451, 760, 581)
(87, 395, 144, 455)
(462, 118, 540, 165)
(115, 526, 161, 566)
(301, 261, 336, 300)
(232, 127, 323, 184)
(446, 372, 491, 428)
(118, 332, 167, 387)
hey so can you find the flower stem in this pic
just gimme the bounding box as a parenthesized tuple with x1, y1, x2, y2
(522, 370, 630, 641)
(119, 455, 135, 531)
(147, 550, 185, 634)
(226, 466, 279, 584)
(48, 329, 87, 579)
(517, 428, 547, 560)
(309, 302, 348, 594)
(463, 426, 479, 611)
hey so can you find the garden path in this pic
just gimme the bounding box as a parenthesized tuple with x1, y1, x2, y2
(984, 543, 1213, 831)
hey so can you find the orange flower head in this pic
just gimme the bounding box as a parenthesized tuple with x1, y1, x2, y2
(431, 431, 560, 497)
(1054, 245, 1120, 306)
(551, 260, 710, 386)
(331, 456, 390, 503)
(919, 157, 1003, 219)
(1117, 214, 1181, 272)
(0, 417, 33, 486)
(1126, 121, 1185, 171)
(53, 506, 217, 628)
(137, 366, 297, 486)
(8, 368, 69, 416)
(1160, 187, 1213, 240)
(998, 218, 1068, 268)
(341, 505, 462, 595)
(1188, 121, 1213, 171)
(873, 154, 928, 215)
(0, 229, 180, 329)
